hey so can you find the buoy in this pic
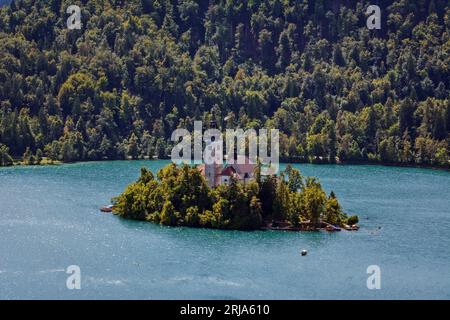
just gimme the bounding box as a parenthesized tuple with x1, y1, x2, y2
(301, 249, 308, 256)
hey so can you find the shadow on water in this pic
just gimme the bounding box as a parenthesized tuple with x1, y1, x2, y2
(115, 213, 338, 251)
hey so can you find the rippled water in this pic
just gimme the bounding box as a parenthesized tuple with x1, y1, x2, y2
(0, 160, 449, 299)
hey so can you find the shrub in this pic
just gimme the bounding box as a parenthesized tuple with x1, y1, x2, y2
(347, 215, 359, 225)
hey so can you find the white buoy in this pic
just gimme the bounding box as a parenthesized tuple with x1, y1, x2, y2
(301, 249, 308, 256)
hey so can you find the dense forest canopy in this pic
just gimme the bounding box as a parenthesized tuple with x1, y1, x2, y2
(113, 163, 356, 230)
(0, 0, 449, 167)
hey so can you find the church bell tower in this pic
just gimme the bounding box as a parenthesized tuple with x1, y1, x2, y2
(204, 119, 218, 188)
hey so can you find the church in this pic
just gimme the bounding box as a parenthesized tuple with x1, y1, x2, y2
(197, 157, 256, 188)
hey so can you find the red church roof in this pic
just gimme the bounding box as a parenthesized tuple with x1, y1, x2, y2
(220, 166, 236, 177)
(229, 156, 256, 175)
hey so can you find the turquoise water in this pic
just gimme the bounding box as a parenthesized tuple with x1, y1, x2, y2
(0, 160, 449, 299)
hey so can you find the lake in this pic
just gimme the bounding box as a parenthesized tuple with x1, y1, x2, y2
(0, 160, 449, 299)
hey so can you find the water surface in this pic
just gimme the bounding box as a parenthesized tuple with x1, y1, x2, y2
(0, 161, 449, 299)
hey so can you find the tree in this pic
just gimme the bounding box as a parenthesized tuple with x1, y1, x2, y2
(276, 30, 291, 71)
(379, 137, 399, 163)
(258, 29, 275, 72)
(35, 148, 43, 165)
(57, 73, 95, 115)
(307, 133, 326, 160)
(259, 175, 277, 220)
(399, 98, 415, 134)
(23, 147, 33, 165)
(127, 133, 139, 159)
(234, 23, 248, 62)
(248, 196, 263, 229)
(324, 192, 343, 225)
(160, 201, 178, 226)
(333, 45, 346, 66)
(273, 176, 292, 221)
(302, 179, 327, 226)
(284, 165, 304, 192)
(212, 198, 230, 228)
(0, 144, 13, 166)
(185, 206, 200, 227)
(99, 135, 114, 159)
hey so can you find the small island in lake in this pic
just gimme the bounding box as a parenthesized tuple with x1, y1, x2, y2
(112, 162, 359, 232)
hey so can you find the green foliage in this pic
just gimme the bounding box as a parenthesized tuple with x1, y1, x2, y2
(113, 164, 353, 230)
(0, 1, 448, 168)
(0, 143, 13, 166)
(347, 215, 359, 226)
(324, 192, 345, 225)
(301, 178, 327, 226)
(160, 201, 178, 226)
(185, 206, 200, 227)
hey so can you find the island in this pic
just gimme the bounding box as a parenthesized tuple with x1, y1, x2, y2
(112, 162, 359, 232)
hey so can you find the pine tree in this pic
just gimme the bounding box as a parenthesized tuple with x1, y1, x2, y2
(276, 30, 291, 71)
(127, 133, 139, 160)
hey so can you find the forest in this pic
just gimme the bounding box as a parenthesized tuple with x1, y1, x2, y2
(112, 163, 356, 230)
(0, 0, 449, 167)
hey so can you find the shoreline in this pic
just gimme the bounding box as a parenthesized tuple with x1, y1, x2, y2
(111, 213, 359, 233)
(279, 157, 450, 171)
(3, 157, 449, 172)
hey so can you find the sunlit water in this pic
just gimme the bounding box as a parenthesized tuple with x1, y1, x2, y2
(0, 160, 449, 299)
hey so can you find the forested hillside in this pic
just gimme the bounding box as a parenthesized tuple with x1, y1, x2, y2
(0, 0, 449, 167)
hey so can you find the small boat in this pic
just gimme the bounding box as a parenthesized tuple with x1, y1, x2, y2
(100, 205, 114, 213)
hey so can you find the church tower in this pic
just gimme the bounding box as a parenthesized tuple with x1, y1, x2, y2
(204, 120, 219, 188)
(205, 161, 216, 188)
